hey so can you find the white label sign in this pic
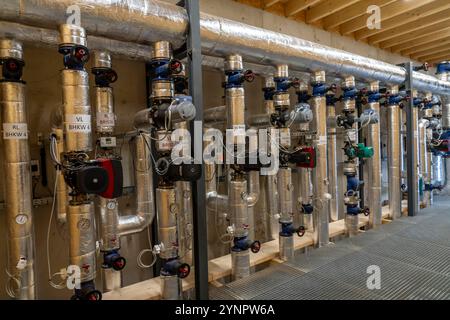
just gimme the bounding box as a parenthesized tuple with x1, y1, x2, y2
(233, 124, 246, 136)
(97, 112, 115, 127)
(66, 114, 91, 133)
(3, 123, 28, 140)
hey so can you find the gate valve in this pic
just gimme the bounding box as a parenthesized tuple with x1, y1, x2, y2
(301, 203, 314, 214)
(336, 114, 356, 129)
(1, 58, 25, 81)
(92, 67, 118, 87)
(169, 59, 183, 74)
(59, 45, 90, 69)
(103, 250, 127, 271)
(296, 226, 306, 237)
(71, 281, 102, 301)
(361, 206, 370, 216)
(224, 69, 255, 87)
(250, 240, 261, 253)
(414, 62, 429, 72)
(177, 263, 191, 279)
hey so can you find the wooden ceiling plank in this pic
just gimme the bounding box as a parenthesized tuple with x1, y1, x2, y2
(390, 28, 450, 53)
(420, 52, 450, 63)
(340, 0, 436, 35)
(284, 0, 322, 17)
(322, 0, 394, 30)
(264, 0, 282, 9)
(368, 9, 450, 45)
(413, 46, 450, 60)
(305, 0, 359, 23)
(379, 20, 450, 49)
(355, 0, 450, 40)
(402, 38, 450, 56)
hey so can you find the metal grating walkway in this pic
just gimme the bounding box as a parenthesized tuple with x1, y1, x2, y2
(210, 199, 450, 300)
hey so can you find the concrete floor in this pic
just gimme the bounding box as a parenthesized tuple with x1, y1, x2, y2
(210, 196, 450, 300)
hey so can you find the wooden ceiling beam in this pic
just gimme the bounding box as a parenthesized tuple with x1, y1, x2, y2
(390, 28, 450, 53)
(354, 0, 450, 40)
(340, 0, 435, 35)
(368, 9, 450, 45)
(284, 0, 322, 17)
(263, 0, 282, 9)
(305, 0, 359, 23)
(322, 0, 394, 30)
(402, 38, 450, 56)
(420, 52, 450, 63)
(379, 20, 450, 49)
(412, 45, 450, 60)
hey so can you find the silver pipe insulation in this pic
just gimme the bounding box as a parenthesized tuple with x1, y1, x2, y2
(311, 78, 330, 247)
(367, 96, 382, 227)
(327, 102, 339, 222)
(52, 127, 68, 225)
(418, 119, 430, 207)
(412, 105, 420, 213)
(0, 39, 36, 299)
(1, 0, 450, 95)
(387, 94, 402, 219)
(59, 25, 97, 286)
(278, 167, 295, 260)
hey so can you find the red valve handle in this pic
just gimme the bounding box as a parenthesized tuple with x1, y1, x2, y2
(86, 290, 102, 301)
(244, 70, 255, 83)
(169, 60, 183, 74)
(112, 256, 126, 271)
(250, 240, 261, 253)
(177, 263, 191, 279)
(296, 226, 306, 237)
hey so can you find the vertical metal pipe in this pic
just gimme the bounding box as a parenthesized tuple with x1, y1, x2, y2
(387, 88, 402, 219)
(278, 167, 294, 260)
(311, 71, 329, 247)
(367, 97, 382, 227)
(327, 103, 339, 221)
(418, 119, 430, 207)
(0, 39, 36, 299)
(405, 63, 419, 217)
(52, 127, 68, 224)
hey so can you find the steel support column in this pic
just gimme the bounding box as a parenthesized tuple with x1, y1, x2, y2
(185, 0, 209, 300)
(405, 62, 418, 216)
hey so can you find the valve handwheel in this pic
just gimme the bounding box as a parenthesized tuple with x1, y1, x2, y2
(86, 290, 102, 301)
(170, 60, 183, 74)
(112, 256, 126, 271)
(362, 207, 370, 217)
(296, 226, 306, 237)
(250, 240, 261, 253)
(7, 60, 17, 71)
(177, 263, 191, 279)
(244, 70, 255, 83)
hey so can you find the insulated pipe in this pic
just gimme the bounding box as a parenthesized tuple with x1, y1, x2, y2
(117, 133, 155, 236)
(367, 82, 382, 228)
(418, 119, 430, 207)
(1, 1, 450, 95)
(58, 24, 99, 299)
(0, 39, 36, 299)
(327, 99, 339, 222)
(311, 71, 330, 247)
(387, 86, 402, 219)
(52, 127, 68, 224)
(204, 105, 226, 124)
(278, 167, 295, 260)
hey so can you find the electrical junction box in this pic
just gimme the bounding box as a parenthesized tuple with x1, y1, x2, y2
(30, 159, 40, 177)
(100, 136, 117, 148)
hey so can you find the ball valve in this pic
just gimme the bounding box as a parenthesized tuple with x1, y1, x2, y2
(232, 236, 261, 254)
(103, 250, 127, 271)
(162, 259, 191, 279)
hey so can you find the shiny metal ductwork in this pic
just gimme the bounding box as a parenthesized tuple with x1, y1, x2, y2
(0, 39, 36, 299)
(1, 1, 450, 95)
(387, 85, 402, 219)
